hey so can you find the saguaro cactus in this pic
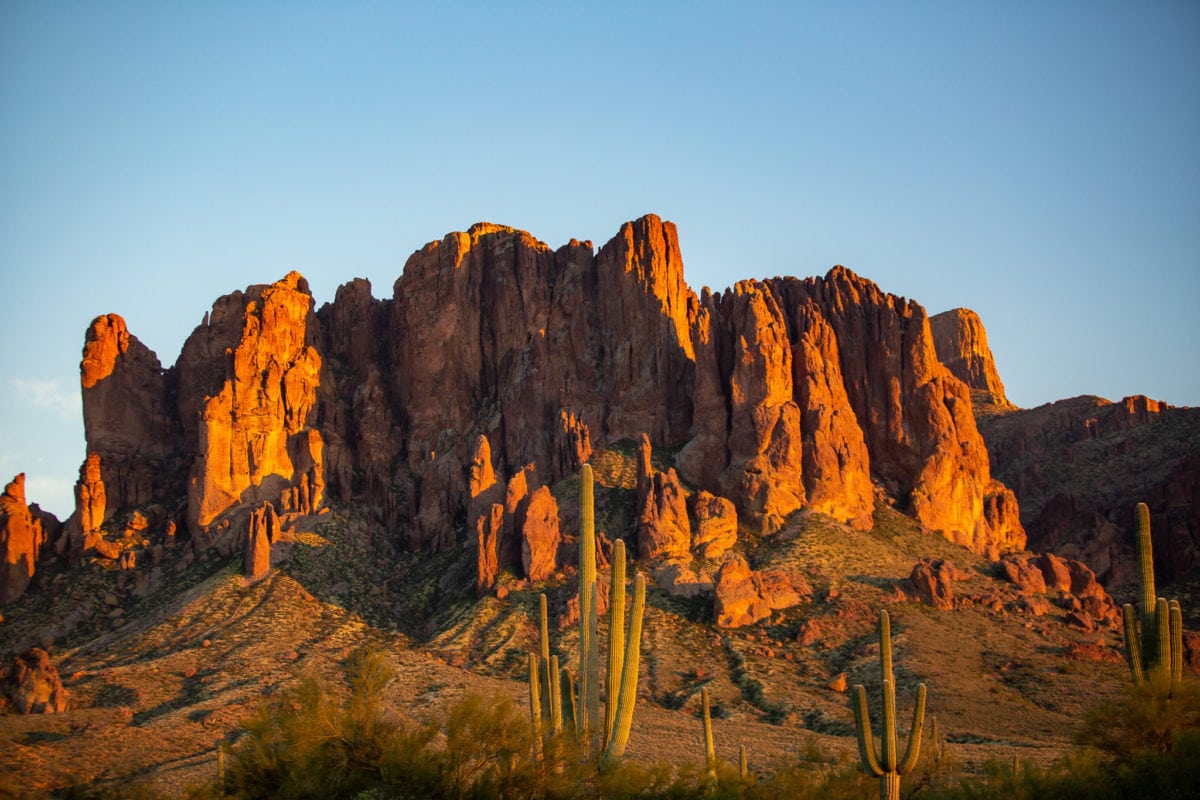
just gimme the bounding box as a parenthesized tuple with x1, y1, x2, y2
(701, 686, 717, 783)
(530, 464, 647, 762)
(851, 609, 926, 800)
(528, 653, 543, 761)
(1122, 502, 1184, 688)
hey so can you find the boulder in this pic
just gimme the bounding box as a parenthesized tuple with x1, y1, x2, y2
(906, 558, 970, 610)
(2, 648, 68, 714)
(1000, 555, 1047, 595)
(652, 561, 715, 598)
(689, 491, 737, 560)
(713, 554, 810, 628)
(520, 486, 561, 582)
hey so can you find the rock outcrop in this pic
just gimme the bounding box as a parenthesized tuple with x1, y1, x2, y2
(79, 314, 182, 515)
(980, 395, 1200, 584)
(768, 270, 1024, 556)
(520, 486, 561, 582)
(244, 503, 277, 581)
(929, 308, 1012, 408)
(635, 435, 692, 561)
(906, 558, 971, 610)
(1000, 552, 1119, 627)
(689, 491, 737, 560)
(713, 555, 811, 628)
(2, 648, 68, 713)
(791, 303, 874, 529)
(718, 283, 805, 534)
(1, 475, 54, 605)
(181, 272, 328, 538)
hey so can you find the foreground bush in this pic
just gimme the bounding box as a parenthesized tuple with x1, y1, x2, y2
(201, 647, 1199, 800)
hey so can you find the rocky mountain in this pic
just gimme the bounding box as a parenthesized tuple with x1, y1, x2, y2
(2, 215, 1196, 796)
(3, 215, 1029, 610)
(930, 313, 1200, 588)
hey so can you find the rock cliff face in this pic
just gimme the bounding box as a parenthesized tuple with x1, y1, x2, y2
(180, 271, 328, 537)
(929, 308, 1011, 409)
(41, 215, 1027, 609)
(68, 314, 183, 557)
(1, 475, 57, 605)
(767, 270, 1024, 555)
(980, 395, 1200, 585)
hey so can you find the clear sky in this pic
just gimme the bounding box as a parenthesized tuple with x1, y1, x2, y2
(2, 1, 1198, 518)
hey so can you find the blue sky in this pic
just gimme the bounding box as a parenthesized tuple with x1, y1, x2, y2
(2, 1, 1198, 518)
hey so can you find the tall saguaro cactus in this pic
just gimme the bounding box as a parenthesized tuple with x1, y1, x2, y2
(529, 464, 647, 763)
(1122, 502, 1184, 688)
(701, 687, 717, 783)
(851, 609, 927, 800)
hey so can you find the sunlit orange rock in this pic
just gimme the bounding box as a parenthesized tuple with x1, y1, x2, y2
(635, 435, 692, 561)
(1, 475, 49, 605)
(689, 490, 738, 560)
(768, 267, 1024, 556)
(179, 272, 328, 537)
(791, 302, 873, 529)
(475, 503, 504, 595)
(906, 558, 970, 610)
(520, 486, 561, 582)
(467, 435, 502, 522)
(77, 314, 181, 532)
(2, 648, 68, 714)
(713, 554, 810, 628)
(929, 308, 1012, 408)
(719, 282, 804, 534)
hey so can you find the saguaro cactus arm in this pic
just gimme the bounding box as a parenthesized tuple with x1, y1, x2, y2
(603, 573, 646, 761)
(1122, 603, 1145, 683)
(606, 539, 627, 746)
(579, 464, 600, 738)
(852, 684, 884, 777)
(528, 654, 543, 761)
(897, 683, 927, 775)
(548, 654, 562, 735)
(1170, 600, 1183, 686)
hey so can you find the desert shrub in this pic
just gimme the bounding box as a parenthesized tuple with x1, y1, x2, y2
(917, 680, 1200, 800)
(1077, 677, 1200, 760)
(220, 648, 456, 799)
